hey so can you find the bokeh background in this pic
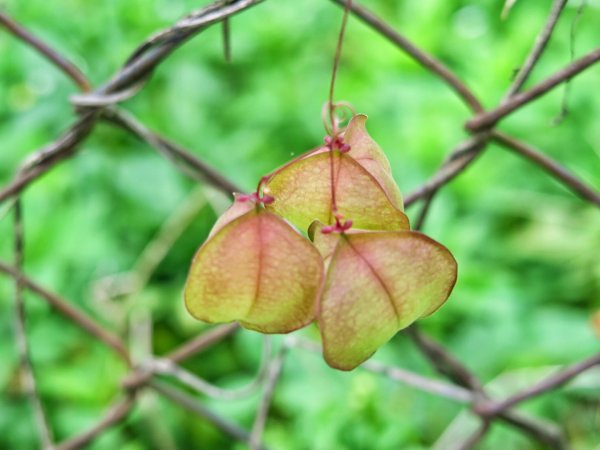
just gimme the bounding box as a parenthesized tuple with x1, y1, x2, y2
(1, 0, 599, 449)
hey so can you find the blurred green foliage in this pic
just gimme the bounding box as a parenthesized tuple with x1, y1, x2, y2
(1, 0, 600, 449)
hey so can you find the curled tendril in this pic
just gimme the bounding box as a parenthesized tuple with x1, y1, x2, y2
(322, 101, 357, 137)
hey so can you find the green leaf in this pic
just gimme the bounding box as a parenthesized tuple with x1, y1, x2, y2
(266, 151, 409, 232)
(184, 205, 324, 333)
(313, 225, 457, 370)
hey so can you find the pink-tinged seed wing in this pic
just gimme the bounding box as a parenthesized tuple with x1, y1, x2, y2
(266, 151, 409, 232)
(308, 220, 340, 269)
(319, 231, 457, 370)
(207, 194, 256, 238)
(185, 209, 324, 333)
(343, 114, 404, 210)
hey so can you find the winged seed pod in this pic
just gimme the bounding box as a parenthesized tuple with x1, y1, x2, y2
(310, 221, 457, 371)
(266, 115, 409, 232)
(184, 113, 458, 371)
(184, 196, 324, 333)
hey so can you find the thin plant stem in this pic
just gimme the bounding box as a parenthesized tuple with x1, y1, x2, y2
(249, 341, 290, 450)
(327, 0, 352, 135)
(324, 0, 352, 218)
(12, 201, 55, 449)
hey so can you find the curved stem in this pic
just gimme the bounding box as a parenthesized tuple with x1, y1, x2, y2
(324, 0, 352, 222)
(327, 0, 352, 136)
(256, 175, 270, 197)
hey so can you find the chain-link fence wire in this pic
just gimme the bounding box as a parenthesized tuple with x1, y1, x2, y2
(1, 0, 600, 449)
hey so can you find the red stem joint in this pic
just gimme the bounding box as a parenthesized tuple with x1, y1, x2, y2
(325, 135, 351, 153)
(321, 214, 353, 234)
(237, 192, 274, 205)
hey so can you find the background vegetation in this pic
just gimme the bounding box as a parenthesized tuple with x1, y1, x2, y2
(1, 0, 599, 449)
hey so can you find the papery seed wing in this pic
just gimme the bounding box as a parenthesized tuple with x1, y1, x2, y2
(319, 231, 457, 370)
(266, 152, 409, 232)
(207, 194, 257, 238)
(185, 209, 324, 333)
(343, 114, 404, 209)
(308, 220, 342, 269)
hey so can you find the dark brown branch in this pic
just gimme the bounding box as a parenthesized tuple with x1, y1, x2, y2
(493, 131, 600, 207)
(0, 11, 91, 91)
(11, 202, 55, 448)
(352, 0, 569, 222)
(497, 410, 567, 450)
(0, 0, 263, 206)
(407, 327, 568, 448)
(102, 108, 241, 195)
(147, 336, 271, 400)
(328, 0, 487, 227)
(249, 343, 289, 450)
(404, 134, 488, 208)
(94, 0, 264, 98)
(290, 336, 474, 403)
(0, 113, 98, 205)
(405, 325, 483, 391)
(222, 18, 232, 62)
(150, 381, 270, 450)
(413, 190, 437, 230)
(2, 2, 599, 449)
(0, 10, 96, 209)
(168, 323, 240, 363)
(452, 420, 490, 450)
(295, 331, 566, 447)
(331, 0, 483, 113)
(366, 359, 474, 403)
(482, 351, 600, 417)
(504, 0, 568, 98)
(552, 0, 587, 124)
(55, 395, 136, 450)
(399, 325, 569, 449)
(406, 0, 578, 214)
(0, 261, 130, 364)
(467, 47, 600, 131)
(122, 323, 239, 390)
